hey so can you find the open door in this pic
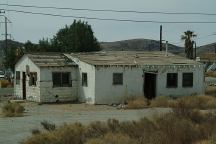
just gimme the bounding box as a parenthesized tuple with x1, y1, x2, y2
(22, 72, 26, 100)
(144, 72, 157, 99)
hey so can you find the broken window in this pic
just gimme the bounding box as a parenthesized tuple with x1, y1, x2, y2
(182, 73, 193, 87)
(166, 73, 178, 88)
(113, 73, 123, 85)
(52, 72, 71, 87)
(16, 71, 20, 85)
(29, 72, 37, 86)
(82, 73, 88, 87)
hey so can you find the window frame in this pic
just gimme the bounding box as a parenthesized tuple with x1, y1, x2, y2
(166, 73, 178, 88)
(82, 73, 88, 87)
(29, 72, 37, 86)
(52, 72, 72, 87)
(113, 73, 123, 85)
(182, 72, 193, 87)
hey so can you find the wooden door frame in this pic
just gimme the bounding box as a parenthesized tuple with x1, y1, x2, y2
(143, 71, 157, 99)
(22, 72, 26, 100)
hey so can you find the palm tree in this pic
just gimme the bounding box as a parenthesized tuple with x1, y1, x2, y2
(181, 30, 197, 59)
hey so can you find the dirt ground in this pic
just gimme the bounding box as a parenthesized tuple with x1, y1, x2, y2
(0, 100, 170, 144)
(0, 79, 215, 144)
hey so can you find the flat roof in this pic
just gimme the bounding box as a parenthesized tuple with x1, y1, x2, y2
(67, 51, 200, 66)
(27, 53, 77, 67)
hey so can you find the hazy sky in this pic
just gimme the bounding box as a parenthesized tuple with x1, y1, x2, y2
(0, 0, 216, 46)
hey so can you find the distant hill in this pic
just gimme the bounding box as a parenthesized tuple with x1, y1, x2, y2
(0, 40, 23, 50)
(101, 39, 184, 55)
(0, 38, 215, 60)
(196, 43, 216, 56)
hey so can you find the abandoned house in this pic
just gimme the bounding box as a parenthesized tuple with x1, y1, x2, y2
(14, 51, 205, 104)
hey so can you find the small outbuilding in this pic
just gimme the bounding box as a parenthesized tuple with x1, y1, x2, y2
(15, 51, 205, 104)
(14, 53, 78, 102)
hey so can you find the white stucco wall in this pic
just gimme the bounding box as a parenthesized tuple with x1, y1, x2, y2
(95, 66, 143, 104)
(72, 58, 96, 104)
(156, 65, 205, 97)
(94, 64, 205, 104)
(40, 67, 78, 103)
(14, 56, 41, 102)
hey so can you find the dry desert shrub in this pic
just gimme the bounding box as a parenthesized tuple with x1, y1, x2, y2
(85, 132, 137, 144)
(0, 79, 11, 88)
(2, 102, 25, 117)
(176, 96, 216, 109)
(206, 71, 216, 77)
(206, 86, 216, 96)
(125, 96, 149, 109)
(40, 120, 56, 131)
(150, 96, 177, 107)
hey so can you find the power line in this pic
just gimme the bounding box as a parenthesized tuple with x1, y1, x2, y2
(1, 3, 216, 16)
(1, 8, 216, 24)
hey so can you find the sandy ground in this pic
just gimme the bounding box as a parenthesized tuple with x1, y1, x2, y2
(0, 78, 214, 144)
(0, 101, 170, 144)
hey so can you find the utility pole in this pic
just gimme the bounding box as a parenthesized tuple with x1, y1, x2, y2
(214, 44, 216, 53)
(0, 12, 11, 69)
(194, 41, 197, 59)
(5, 16, 8, 58)
(160, 25, 163, 51)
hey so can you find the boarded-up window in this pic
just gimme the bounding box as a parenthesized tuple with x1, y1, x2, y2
(52, 72, 71, 87)
(82, 73, 88, 87)
(167, 73, 178, 88)
(182, 73, 193, 87)
(113, 73, 123, 85)
(16, 71, 20, 85)
(29, 72, 37, 86)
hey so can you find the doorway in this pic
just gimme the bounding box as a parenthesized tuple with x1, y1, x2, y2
(144, 72, 157, 99)
(22, 72, 26, 100)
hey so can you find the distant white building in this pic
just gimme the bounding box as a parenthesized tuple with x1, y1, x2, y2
(14, 51, 205, 104)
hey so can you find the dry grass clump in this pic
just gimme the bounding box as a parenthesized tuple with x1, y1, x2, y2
(21, 109, 216, 144)
(86, 133, 137, 144)
(206, 71, 216, 77)
(125, 96, 149, 109)
(150, 96, 177, 107)
(0, 79, 11, 88)
(124, 95, 216, 109)
(21, 96, 216, 144)
(206, 86, 216, 96)
(2, 102, 25, 117)
(175, 95, 216, 109)
(149, 95, 216, 109)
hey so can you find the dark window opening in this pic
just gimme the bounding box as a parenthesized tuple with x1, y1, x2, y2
(82, 73, 88, 87)
(29, 72, 37, 86)
(52, 72, 71, 87)
(182, 73, 193, 87)
(113, 73, 123, 85)
(167, 73, 178, 88)
(16, 71, 20, 85)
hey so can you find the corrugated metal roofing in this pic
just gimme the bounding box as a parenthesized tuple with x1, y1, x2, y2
(27, 53, 77, 67)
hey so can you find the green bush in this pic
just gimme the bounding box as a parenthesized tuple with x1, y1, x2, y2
(2, 102, 25, 117)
